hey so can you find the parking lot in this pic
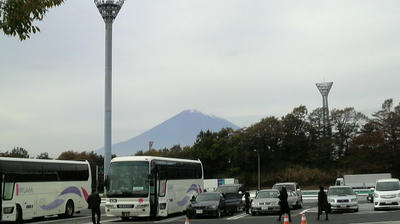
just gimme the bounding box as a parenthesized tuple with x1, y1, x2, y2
(23, 196, 400, 224)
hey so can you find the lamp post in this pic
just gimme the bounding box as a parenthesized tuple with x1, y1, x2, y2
(253, 149, 260, 190)
(94, 0, 124, 180)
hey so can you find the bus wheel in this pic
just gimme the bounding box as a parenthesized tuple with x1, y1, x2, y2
(64, 200, 74, 217)
(16, 205, 23, 223)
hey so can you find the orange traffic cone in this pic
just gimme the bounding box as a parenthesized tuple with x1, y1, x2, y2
(301, 213, 307, 224)
(185, 217, 190, 224)
(283, 214, 290, 224)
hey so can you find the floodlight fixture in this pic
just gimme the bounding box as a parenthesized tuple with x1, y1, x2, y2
(316, 82, 333, 135)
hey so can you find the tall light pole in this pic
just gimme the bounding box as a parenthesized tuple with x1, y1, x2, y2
(316, 82, 333, 135)
(253, 149, 260, 190)
(95, 0, 124, 179)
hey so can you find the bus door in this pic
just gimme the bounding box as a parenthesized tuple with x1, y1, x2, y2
(0, 173, 3, 220)
(157, 170, 167, 214)
(149, 168, 158, 217)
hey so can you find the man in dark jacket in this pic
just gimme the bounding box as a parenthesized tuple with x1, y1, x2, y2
(87, 189, 101, 224)
(278, 187, 291, 222)
(318, 186, 329, 220)
(244, 191, 250, 214)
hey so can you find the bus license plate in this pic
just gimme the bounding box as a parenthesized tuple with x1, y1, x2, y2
(196, 210, 203, 214)
(122, 212, 130, 217)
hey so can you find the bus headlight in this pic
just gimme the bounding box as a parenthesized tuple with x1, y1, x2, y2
(105, 204, 116, 209)
(3, 207, 14, 214)
(137, 204, 150, 209)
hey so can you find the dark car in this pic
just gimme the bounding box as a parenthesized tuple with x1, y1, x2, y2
(216, 184, 244, 214)
(186, 192, 226, 218)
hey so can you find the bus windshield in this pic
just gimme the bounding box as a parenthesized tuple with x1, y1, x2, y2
(107, 161, 149, 197)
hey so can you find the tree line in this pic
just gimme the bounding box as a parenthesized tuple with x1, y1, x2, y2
(136, 98, 400, 188)
(2, 98, 399, 189)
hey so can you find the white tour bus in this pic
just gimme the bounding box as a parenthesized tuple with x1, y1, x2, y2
(104, 156, 203, 220)
(0, 157, 92, 222)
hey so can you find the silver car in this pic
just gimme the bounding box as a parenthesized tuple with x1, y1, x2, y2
(328, 186, 359, 212)
(272, 182, 303, 208)
(250, 189, 280, 215)
(287, 191, 298, 209)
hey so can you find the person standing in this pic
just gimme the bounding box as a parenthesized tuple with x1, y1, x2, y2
(244, 191, 250, 214)
(278, 187, 291, 222)
(318, 186, 329, 220)
(87, 189, 101, 224)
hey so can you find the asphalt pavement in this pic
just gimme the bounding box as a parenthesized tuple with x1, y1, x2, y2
(22, 196, 400, 224)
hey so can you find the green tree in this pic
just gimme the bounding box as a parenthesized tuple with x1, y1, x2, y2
(372, 99, 400, 151)
(36, 152, 51, 159)
(280, 106, 310, 165)
(2, 147, 29, 158)
(0, 0, 64, 40)
(330, 107, 367, 159)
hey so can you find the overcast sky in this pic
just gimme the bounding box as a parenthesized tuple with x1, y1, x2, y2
(1, 0, 399, 158)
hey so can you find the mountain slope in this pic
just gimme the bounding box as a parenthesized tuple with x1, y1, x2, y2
(97, 110, 240, 155)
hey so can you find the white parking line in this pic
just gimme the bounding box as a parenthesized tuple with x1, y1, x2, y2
(299, 208, 314, 214)
(350, 221, 400, 224)
(226, 213, 248, 220)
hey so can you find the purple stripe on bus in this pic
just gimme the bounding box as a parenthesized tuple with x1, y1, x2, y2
(177, 196, 190, 206)
(40, 199, 65, 210)
(59, 186, 82, 198)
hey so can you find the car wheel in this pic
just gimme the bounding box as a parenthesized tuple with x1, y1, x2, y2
(251, 211, 256, 216)
(64, 200, 74, 218)
(354, 208, 359, 212)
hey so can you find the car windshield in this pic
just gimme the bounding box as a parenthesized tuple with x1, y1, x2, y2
(328, 187, 355, 196)
(249, 191, 257, 198)
(256, 191, 279, 199)
(107, 161, 149, 197)
(273, 184, 295, 191)
(376, 182, 400, 191)
(196, 193, 220, 201)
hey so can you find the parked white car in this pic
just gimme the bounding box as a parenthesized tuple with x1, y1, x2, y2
(374, 178, 400, 211)
(287, 191, 299, 209)
(251, 189, 280, 215)
(272, 182, 302, 208)
(328, 186, 359, 212)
